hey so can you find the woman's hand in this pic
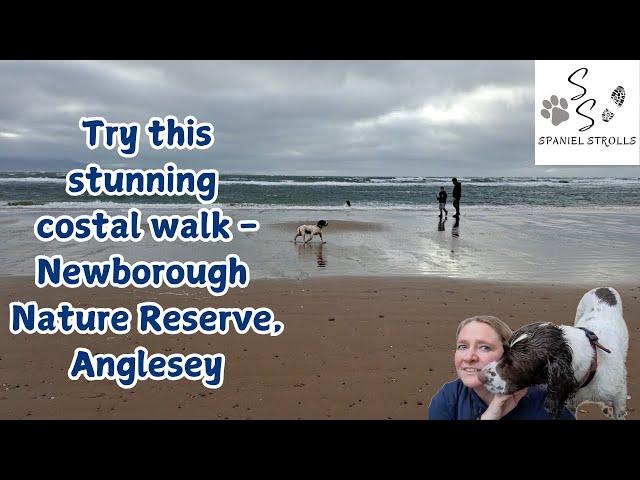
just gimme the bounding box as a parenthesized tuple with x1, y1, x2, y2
(480, 388, 528, 420)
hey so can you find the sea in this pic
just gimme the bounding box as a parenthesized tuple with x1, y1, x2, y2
(1, 173, 640, 210)
(1, 173, 639, 283)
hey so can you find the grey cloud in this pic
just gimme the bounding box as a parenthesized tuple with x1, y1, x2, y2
(0, 60, 637, 177)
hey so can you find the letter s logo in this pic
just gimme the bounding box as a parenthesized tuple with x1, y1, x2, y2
(576, 98, 596, 132)
(568, 68, 589, 101)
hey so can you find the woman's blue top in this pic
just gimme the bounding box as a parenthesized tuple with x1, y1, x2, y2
(428, 379, 575, 420)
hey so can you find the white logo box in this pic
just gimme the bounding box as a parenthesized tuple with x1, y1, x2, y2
(535, 60, 639, 165)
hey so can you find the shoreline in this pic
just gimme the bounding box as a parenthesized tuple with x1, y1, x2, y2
(4, 272, 640, 288)
(2, 275, 638, 419)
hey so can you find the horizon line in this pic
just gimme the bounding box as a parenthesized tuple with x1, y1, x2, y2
(0, 170, 638, 179)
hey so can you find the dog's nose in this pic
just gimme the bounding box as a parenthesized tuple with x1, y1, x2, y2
(477, 369, 488, 384)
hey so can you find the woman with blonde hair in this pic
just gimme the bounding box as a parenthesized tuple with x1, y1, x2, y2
(428, 315, 574, 420)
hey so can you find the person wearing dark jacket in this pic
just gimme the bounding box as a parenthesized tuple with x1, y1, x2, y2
(428, 315, 575, 420)
(452, 177, 462, 218)
(436, 186, 448, 217)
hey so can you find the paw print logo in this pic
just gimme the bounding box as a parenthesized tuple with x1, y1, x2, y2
(540, 95, 570, 126)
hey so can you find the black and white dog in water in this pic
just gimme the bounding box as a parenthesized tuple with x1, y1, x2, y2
(294, 220, 328, 244)
(478, 287, 629, 419)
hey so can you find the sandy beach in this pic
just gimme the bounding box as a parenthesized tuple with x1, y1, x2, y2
(1, 208, 639, 419)
(1, 275, 638, 420)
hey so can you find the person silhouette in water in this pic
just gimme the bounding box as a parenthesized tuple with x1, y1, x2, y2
(437, 186, 448, 218)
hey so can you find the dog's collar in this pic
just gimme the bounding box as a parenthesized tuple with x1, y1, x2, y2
(577, 327, 612, 389)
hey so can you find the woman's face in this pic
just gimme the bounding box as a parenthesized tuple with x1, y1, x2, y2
(455, 321, 504, 389)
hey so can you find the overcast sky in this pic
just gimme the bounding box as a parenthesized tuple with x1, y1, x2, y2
(0, 60, 637, 177)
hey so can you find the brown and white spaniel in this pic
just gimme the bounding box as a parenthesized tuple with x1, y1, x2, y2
(479, 287, 629, 419)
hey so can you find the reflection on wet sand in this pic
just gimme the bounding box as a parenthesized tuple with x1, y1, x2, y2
(295, 242, 327, 268)
(437, 216, 447, 232)
(451, 217, 460, 237)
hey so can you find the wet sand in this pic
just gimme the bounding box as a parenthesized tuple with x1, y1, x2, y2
(1, 276, 638, 419)
(268, 219, 388, 232)
(2, 206, 640, 284)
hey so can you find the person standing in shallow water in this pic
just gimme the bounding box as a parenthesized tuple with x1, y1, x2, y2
(437, 186, 448, 218)
(452, 177, 462, 218)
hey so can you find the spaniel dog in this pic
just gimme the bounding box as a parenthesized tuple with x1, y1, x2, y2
(478, 287, 629, 419)
(294, 220, 328, 244)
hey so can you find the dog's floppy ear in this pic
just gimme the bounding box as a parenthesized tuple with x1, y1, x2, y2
(544, 356, 579, 419)
(317, 220, 328, 227)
